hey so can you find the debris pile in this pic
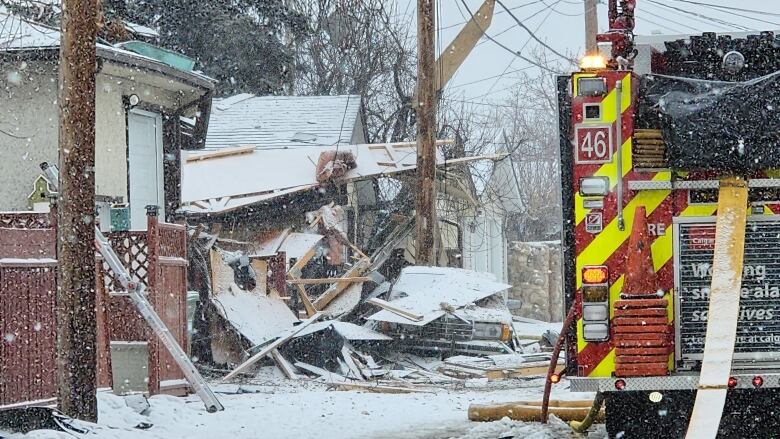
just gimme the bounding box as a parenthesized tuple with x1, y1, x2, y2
(186, 208, 563, 392)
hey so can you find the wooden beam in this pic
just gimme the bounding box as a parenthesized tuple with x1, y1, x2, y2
(293, 283, 317, 318)
(287, 277, 371, 285)
(311, 258, 371, 310)
(366, 298, 424, 322)
(433, 0, 495, 92)
(327, 382, 433, 394)
(364, 139, 454, 148)
(185, 145, 255, 163)
(270, 349, 299, 380)
(223, 312, 323, 381)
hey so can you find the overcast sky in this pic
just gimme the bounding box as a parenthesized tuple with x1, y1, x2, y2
(395, 0, 780, 107)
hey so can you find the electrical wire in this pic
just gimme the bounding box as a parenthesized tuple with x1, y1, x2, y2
(448, 65, 536, 89)
(639, 15, 685, 35)
(481, 0, 559, 97)
(665, 0, 780, 27)
(663, 0, 780, 19)
(494, 0, 576, 64)
(456, 0, 566, 74)
(539, 0, 591, 17)
(640, 4, 703, 33)
(645, 0, 754, 31)
(439, 0, 546, 31)
(476, 0, 566, 48)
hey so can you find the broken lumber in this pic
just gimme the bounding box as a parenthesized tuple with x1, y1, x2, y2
(186, 145, 255, 162)
(287, 277, 371, 285)
(312, 258, 371, 310)
(366, 298, 424, 322)
(468, 400, 605, 423)
(326, 382, 433, 394)
(270, 349, 300, 380)
(341, 346, 366, 380)
(223, 312, 323, 381)
(294, 361, 348, 382)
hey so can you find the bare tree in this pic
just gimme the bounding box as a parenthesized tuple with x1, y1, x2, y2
(497, 48, 566, 241)
(291, 0, 417, 143)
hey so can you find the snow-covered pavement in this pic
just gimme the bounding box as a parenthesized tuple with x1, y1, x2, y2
(12, 371, 605, 439)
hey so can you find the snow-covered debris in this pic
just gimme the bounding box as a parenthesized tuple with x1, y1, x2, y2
(367, 266, 512, 326)
(294, 321, 392, 341)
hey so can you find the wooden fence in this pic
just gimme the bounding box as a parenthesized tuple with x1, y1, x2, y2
(0, 208, 188, 407)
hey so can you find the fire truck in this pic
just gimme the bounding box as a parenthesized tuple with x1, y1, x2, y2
(558, 1, 780, 437)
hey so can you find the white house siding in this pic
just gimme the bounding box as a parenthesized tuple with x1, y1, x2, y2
(462, 214, 508, 283)
(0, 59, 189, 211)
(0, 62, 58, 211)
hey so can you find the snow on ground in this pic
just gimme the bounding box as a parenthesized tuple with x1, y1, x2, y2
(11, 370, 605, 439)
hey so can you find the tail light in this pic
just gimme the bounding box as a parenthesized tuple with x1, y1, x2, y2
(615, 379, 626, 390)
(753, 376, 764, 388)
(582, 266, 610, 341)
(500, 324, 511, 342)
(582, 266, 609, 284)
(728, 377, 738, 388)
(550, 373, 561, 384)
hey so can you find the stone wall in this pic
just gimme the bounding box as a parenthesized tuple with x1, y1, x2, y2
(507, 241, 563, 322)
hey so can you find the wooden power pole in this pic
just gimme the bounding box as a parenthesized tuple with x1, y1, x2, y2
(584, 0, 599, 54)
(57, 0, 98, 421)
(415, 0, 437, 266)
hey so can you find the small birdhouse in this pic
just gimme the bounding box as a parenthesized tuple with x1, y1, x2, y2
(27, 175, 55, 211)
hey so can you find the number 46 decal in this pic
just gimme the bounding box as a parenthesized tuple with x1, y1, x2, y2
(575, 126, 613, 164)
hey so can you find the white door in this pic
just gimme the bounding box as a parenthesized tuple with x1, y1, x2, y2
(128, 110, 165, 230)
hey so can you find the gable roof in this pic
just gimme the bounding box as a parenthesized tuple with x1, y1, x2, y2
(0, 9, 214, 89)
(205, 94, 363, 150)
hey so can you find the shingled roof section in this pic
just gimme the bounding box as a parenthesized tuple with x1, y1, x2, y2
(204, 94, 363, 151)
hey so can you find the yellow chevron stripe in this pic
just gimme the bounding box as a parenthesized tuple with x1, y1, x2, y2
(579, 203, 719, 376)
(590, 349, 617, 377)
(576, 185, 671, 289)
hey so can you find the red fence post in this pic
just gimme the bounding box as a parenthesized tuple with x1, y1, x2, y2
(146, 205, 160, 395)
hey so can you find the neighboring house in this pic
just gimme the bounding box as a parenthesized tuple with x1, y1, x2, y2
(0, 11, 215, 229)
(454, 148, 522, 283)
(202, 93, 365, 151)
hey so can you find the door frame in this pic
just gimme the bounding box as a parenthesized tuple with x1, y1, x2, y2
(127, 108, 165, 230)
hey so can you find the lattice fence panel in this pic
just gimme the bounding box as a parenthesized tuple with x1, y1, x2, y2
(0, 212, 52, 230)
(100, 231, 149, 292)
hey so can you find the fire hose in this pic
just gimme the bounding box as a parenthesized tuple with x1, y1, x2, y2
(541, 305, 578, 423)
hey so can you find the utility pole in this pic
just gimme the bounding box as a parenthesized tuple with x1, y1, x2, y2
(57, 0, 98, 422)
(415, 0, 437, 266)
(584, 0, 599, 54)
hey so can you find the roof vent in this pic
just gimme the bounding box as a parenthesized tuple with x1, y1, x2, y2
(291, 132, 318, 143)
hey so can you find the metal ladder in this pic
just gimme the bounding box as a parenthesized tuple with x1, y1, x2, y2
(42, 163, 224, 413)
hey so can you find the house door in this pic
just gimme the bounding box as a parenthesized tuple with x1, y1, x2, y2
(128, 110, 164, 230)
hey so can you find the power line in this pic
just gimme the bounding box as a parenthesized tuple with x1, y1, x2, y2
(495, 0, 576, 63)
(439, 0, 546, 31)
(640, 4, 703, 33)
(639, 15, 686, 35)
(481, 1, 559, 97)
(539, 0, 590, 17)
(476, 1, 557, 47)
(664, 0, 780, 27)
(457, 0, 564, 74)
(664, 0, 780, 19)
(448, 65, 535, 89)
(645, 0, 754, 31)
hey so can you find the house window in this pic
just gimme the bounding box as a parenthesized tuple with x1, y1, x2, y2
(128, 109, 165, 230)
